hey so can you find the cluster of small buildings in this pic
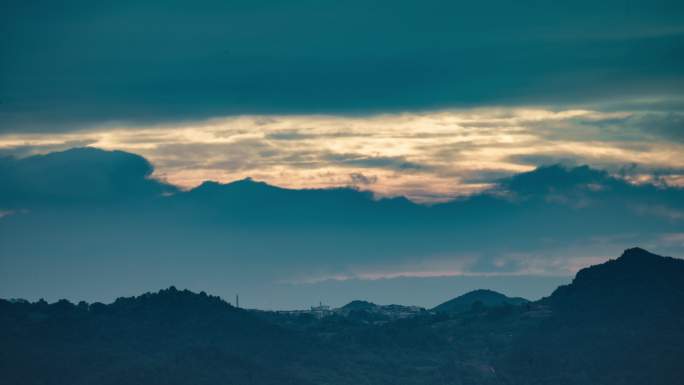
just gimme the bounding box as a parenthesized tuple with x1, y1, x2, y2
(277, 301, 425, 320)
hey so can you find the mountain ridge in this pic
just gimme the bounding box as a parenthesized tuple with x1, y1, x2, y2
(2, 247, 684, 385)
(545, 247, 684, 315)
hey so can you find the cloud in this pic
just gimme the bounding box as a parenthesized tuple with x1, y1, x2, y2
(1, 1, 683, 132)
(0, 147, 177, 208)
(627, 112, 684, 142)
(1, 107, 683, 201)
(264, 129, 361, 141)
(0, 140, 99, 158)
(322, 153, 424, 171)
(349, 172, 378, 186)
(1, 148, 683, 307)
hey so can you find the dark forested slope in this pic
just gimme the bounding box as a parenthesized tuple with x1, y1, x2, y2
(2, 248, 683, 385)
(498, 247, 684, 385)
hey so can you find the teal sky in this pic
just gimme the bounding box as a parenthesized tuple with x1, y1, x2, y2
(1, 1, 683, 307)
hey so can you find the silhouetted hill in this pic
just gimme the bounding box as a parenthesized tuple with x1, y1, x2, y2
(433, 289, 528, 313)
(0, 287, 320, 385)
(335, 300, 425, 321)
(2, 248, 683, 385)
(546, 247, 684, 315)
(340, 300, 377, 311)
(501, 248, 684, 385)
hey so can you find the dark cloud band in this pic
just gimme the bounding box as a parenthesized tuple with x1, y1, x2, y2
(1, 0, 683, 132)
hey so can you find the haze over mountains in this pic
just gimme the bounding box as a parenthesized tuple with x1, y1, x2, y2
(1, 148, 684, 308)
(2, 248, 682, 385)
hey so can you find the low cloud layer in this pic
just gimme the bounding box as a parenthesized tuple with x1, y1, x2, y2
(1, 148, 683, 307)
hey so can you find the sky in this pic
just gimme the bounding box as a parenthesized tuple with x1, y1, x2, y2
(1, 0, 683, 308)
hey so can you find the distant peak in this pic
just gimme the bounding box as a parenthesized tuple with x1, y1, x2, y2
(341, 300, 377, 310)
(465, 289, 501, 296)
(622, 246, 649, 255)
(618, 247, 661, 261)
(433, 288, 528, 312)
(547, 247, 683, 312)
(347, 299, 374, 305)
